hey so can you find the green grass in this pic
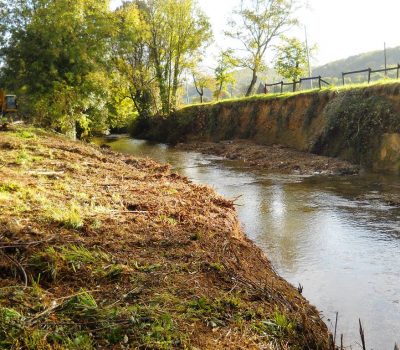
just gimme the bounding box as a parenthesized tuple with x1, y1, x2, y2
(47, 202, 84, 229)
(178, 78, 400, 110)
(29, 245, 111, 281)
(0, 183, 20, 193)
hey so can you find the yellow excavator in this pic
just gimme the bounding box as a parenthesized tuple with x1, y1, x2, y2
(0, 89, 18, 129)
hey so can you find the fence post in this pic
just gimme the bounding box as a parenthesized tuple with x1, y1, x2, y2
(318, 76, 322, 89)
(368, 68, 371, 83)
(342, 73, 345, 86)
(397, 64, 400, 79)
(280, 81, 283, 93)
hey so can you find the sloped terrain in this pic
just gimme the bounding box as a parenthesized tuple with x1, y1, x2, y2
(0, 126, 329, 349)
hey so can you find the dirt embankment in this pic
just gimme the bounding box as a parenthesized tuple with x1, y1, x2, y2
(138, 83, 400, 174)
(0, 126, 330, 349)
(176, 140, 358, 175)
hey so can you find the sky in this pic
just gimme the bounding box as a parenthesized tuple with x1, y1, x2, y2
(110, 0, 400, 67)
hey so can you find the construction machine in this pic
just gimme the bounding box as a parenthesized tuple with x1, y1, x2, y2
(0, 89, 18, 128)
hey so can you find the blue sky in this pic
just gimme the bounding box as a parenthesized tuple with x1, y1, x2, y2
(110, 0, 400, 67)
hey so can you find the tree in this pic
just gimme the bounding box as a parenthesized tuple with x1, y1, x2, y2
(274, 36, 307, 83)
(146, 0, 212, 114)
(111, 1, 157, 119)
(214, 50, 236, 101)
(226, 0, 300, 96)
(0, 0, 112, 137)
(192, 70, 213, 103)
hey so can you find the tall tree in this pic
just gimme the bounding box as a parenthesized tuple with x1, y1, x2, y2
(226, 0, 300, 96)
(274, 36, 308, 83)
(192, 70, 213, 103)
(146, 0, 212, 114)
(0, 0, 112, 136)
(214, 50, 236, 101)
(111, 1, 157, 119)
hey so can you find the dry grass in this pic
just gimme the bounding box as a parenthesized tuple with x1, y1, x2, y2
(176, 140, 359, 175)
(0, 125, 330, 349)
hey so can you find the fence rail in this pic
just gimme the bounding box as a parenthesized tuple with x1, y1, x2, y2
(265, 63, 400, 94)
(265, 76, 329, 94)
(342, 64, 400, 85)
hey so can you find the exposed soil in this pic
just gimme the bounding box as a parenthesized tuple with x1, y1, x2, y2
(176, 140, 359, 176)
(0, 126, 330, 349)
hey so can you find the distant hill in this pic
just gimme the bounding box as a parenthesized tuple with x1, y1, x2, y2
(314, 46, 400, 84)
(184, 46, 400, 104)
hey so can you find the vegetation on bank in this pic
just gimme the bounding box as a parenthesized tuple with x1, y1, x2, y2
(0, 0, 314, 138)
(0, 126, 330, 349)
(0, 0, 211, 137)
(173, 79, 400, 110)
(132, 81, 400, 170)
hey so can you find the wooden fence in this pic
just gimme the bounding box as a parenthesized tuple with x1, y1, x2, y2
(342, 64, 400, 85)
(265, 75, 330, 94)
(265, 63, 400, 94)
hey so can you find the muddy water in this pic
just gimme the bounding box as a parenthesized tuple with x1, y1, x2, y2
(97, 136, 400, 349)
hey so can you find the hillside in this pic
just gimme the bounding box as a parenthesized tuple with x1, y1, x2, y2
(314, 46, 400, 82)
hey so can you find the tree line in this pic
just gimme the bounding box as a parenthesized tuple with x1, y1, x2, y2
(0, 0, 309, 137)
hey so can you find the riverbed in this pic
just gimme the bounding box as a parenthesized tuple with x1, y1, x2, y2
(97, 136, 400, 349)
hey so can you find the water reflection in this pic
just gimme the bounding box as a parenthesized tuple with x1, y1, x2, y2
(95, 136, 400, 349)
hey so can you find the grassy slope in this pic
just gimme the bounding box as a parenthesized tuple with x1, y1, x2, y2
(139, 81, 400, 173)
(179, 79, 400, 110)
(0, 126, 329, 349)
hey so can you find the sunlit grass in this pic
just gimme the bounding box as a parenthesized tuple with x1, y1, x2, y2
(47, 202, 84, 229)
(179, 78, 400, 110)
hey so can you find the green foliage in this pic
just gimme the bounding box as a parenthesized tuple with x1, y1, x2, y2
(48, 202, 84, 229)
(29, 246, 60, 281)
(274, 36, 308, 82)
(192, 70, 214, 103)
(0, 0, 113, 137)
(317, 92, 400, 165)
(146, 0, 212, 114)
(0, 183, 19, 193)
(29, 245, 110, 281)
(214, 50, 236, 101)
(253, 311, 295, 339)
(62, 291, 98, 318)
(0, 307, 24, 347)
(226, 0, 301, 96)
(111, 2, 155, 120)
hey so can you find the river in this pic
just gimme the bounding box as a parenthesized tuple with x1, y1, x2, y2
(96, 136, 400, 349)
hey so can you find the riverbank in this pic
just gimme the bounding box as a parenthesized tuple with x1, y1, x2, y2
(0, 126, 330, 349)
(136, 82, 400, 174)
(176, 140, 358, 175)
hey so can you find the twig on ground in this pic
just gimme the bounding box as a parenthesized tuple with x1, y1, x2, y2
(0, 250, 28, 289)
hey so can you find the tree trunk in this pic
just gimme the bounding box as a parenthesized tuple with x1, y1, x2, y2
(200, 93, 203, 103)
(246, 69, 258, 96)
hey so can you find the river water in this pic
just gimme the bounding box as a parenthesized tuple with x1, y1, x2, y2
(97, 136, 400, 349)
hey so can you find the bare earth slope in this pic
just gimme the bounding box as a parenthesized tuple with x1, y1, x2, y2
(0, 126, 329, 349)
